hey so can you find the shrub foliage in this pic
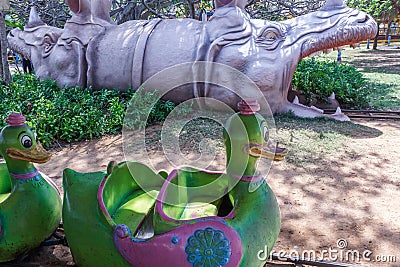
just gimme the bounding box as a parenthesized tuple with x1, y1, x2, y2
(292, 58, 370, 108)
(0, 74, 176, 147)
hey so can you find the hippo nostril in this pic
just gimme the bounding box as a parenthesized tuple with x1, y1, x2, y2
(9, 31, 14, 37)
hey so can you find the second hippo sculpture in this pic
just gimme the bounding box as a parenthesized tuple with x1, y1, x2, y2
(7, 0, 377, 118)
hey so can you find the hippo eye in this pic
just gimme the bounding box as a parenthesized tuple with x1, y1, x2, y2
(258, 29, 280, 44)
(264, 31, 278, 42)
(42, 34, 58, 55)
(44, 36, 53, 52)
(263, 126, 269, 142)
(256, 25, 285, 50)
(21, 135, 33, 148)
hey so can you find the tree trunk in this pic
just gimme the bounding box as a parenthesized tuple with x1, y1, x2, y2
(187, 0, 195, 19)
(385, 21, 392, 40)
(373, 22, 379, 50)
(0, 10, 12, 84)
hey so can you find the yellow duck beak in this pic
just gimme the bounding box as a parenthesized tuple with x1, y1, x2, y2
(247, 143, 288, 161)
(6, 143, 51, 164)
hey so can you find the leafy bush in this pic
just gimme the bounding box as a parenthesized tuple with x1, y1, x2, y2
(0, 74, 178, 147)
(124, 88, 193, 130)
(292, 58, 370, 108)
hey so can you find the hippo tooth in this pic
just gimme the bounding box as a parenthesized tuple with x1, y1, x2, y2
(292, 96, 300, 105)
(328, 92, 336, 100)
(334, 107, 342, 115)
(330, 106, 351, 121)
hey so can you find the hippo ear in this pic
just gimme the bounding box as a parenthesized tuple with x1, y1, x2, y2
(66, 0, 89, 14)
(26, 7, 45, 28)
(67, 0, 112, 22)
(321, 0, 345, 10)
(66, 0, 81, 14)
(93, 0, 112, 22)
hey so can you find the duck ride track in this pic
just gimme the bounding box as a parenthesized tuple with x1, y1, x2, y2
(324, 109, 400, 120)
(1, 226, 365, 267)
(268, 253, 366, 267)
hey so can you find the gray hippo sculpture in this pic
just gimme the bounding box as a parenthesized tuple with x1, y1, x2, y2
(8, 0, 377, 119)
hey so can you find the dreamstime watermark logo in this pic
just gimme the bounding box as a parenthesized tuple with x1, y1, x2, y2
(257, 239, 397, 264)
(122, 62, 278, 205)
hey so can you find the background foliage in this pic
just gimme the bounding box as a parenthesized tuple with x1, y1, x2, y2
(0, 74, 176, 147)
(7, 0, 328, 26)
(249, 0, 324, 20)
(346, 0, 400, 49)
(292, 58, 369, 108)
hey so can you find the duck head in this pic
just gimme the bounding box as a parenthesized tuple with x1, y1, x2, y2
(223, 100, 278, 178)
(0, 114, 51, 174)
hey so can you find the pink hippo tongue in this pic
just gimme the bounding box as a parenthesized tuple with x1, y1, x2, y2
(6, 113, 26, 127)
(237, 99, 260, 115)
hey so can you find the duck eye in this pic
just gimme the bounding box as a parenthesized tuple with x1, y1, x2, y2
(21, 135, 33, 148)
(263, 126, 269, 142)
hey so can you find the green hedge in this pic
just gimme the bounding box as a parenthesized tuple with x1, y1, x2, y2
(292, 58, 370, 108)
(0, 74, 175, 147)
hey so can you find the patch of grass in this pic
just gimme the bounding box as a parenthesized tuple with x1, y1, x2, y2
(178, 117, 224, 154)
(140, 112, 382, 169)
(363, 73, 400, 110)
(274, 114, 382, 167)
(320, 47, 400, 111)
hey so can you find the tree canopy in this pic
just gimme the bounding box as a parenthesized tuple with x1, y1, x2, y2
(6, 0, 398, 30)
(7, 0, 328, 26)
(346, 0, 399, 23)
(248, 0, 325, 20)
(346, 0, 399, 49)
(9, 0, 70, 27)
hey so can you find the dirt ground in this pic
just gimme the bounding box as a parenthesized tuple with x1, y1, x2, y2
(19, 118, 398, 267)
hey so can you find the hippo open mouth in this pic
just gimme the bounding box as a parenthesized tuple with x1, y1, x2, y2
(7, 7, 63, 61)
(7, 28, 30, 59)
(282, 6, 377, 59)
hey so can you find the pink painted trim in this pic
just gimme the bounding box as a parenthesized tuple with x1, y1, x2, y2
(113, 220, 243, 267)
(97, 175, 116, 227)
(6, 113, 26, 127)
(10, 169, 39, 180)
(155, 169, 236, 223)
(230, 172, 263, 182)
(10, 170, 61, 195)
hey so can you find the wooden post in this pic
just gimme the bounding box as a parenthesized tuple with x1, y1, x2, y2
(373, 22, 379, 50)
